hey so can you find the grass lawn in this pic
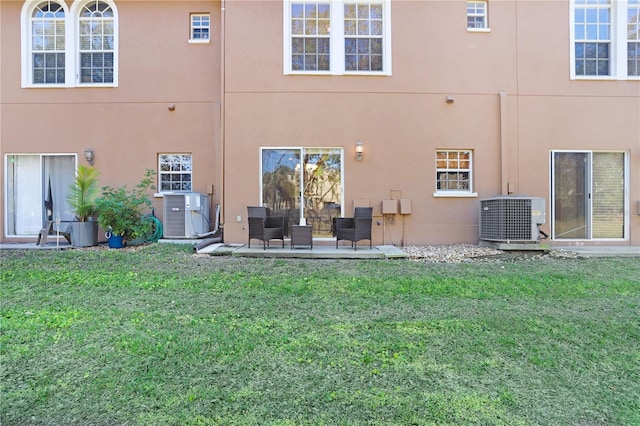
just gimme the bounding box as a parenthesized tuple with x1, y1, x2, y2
(1, 244, 639, 425)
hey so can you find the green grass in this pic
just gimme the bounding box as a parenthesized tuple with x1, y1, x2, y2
(1, 244, 639, 425)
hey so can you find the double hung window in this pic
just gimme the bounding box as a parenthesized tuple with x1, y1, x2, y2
(190, 14, 211, 42)
(571, 0, 640, 79)
(285, 0, 391, 75)
(434, 150, 476, 197)
(31, 1, 66, 84)
(79, 1, 115, 84)
(467, 1, 489, 31)
(21, 0, 118, 87)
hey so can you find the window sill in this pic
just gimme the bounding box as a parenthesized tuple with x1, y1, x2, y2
(467, 28, 490, 33)
(284, 70, 392, 77)
(433, 192, 478, 198)
(188, 39, 210, 44)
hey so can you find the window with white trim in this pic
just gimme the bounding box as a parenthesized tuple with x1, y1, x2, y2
(435, 150, 474, 194)
(190, 13, 210, 42)
(284, 0, 391, 75)
(629, 0, 640, 76)
(159, 154, 193, 192)
(571, 0, 640, 79)
(79, 1, 115, 84)
(21, 0, 118, 88)
(467, 1, 488, 31)
(31, 1, 66, 84)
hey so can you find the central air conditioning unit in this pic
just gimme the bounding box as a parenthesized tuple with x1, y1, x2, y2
(162, 193, 210, 238)
(479, 196, 546, 243)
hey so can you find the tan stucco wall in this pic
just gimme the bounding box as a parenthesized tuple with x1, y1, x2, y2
(1, 1, 222, 240)
(2, 0, 638, 246)
(220, 0, 639, 246)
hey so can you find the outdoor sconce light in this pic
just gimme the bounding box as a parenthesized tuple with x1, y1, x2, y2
(84, 148, 94, 165)
(446, 95, 455, 103)
(168, 104, 176, 111)
(355, 140, 364, 161)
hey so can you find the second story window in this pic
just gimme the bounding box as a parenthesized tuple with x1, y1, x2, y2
(629, 0, 640, 76)
(291, 2, 330, 71)
(284, 0, 391, 75)
(571, 0, 639, 79)
(79, 1, 115, 84)
(21, 0, 118, 88)
(31, 1, 66, 84)
(467, 1, 488, 31)
(190, 13, 210, 43)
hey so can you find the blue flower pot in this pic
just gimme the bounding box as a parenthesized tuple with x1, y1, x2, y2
(108, 234, 125, 249)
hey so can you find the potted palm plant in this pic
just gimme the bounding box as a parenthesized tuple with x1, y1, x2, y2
(66, 165, 100, 247)
(95, 170, 156, 248)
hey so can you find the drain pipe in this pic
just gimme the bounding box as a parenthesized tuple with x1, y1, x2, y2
(219, 0, 227, 227)
(499, 91, 510, 195)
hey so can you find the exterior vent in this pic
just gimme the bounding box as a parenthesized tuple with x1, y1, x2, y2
(162, 193, 210, 238)
(479, 196, 545, 243)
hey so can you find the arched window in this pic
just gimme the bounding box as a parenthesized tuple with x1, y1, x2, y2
(21, 0, 118, 87)
(30, 1, 66, 84)
(78, 1, 115, 84)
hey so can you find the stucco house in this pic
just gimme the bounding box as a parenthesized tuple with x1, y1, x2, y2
(1, 0, 639, 248)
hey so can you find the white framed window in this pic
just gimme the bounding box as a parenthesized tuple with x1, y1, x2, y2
(190, 13, 211, 43)
(78, 1, 115, 84)
(159, 154, 193, 192)
(31, 1, 66, 84)
(433, 150, 477, 197)
(284, 0, 392, 75)
(629, 0, 640, 76)
(467, 1, 489, 31)
(21, 0, 118, 88)
(570, 0, 640, 79)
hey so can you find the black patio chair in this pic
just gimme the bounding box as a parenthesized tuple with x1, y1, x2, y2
(247, 206, 285, 249)
(335, 207, 373, 250)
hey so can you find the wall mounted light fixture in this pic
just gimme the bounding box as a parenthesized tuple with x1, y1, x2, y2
(446, 95, 455, 103)
(355, 140, 364, 161)
(84, 148, 94, 165)
(168, 104, 176, 111)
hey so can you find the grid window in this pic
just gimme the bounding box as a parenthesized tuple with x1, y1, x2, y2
(291, 2, 330, 71)
(629, 0, 640, 76)
(571, 0, 639, 79)
(574, 0, 611, 76)
(191, 14, 210, 41)
(79, 1, 114, 84)
(159, 154, 193, 192)
(285, 0, 390, 75)
(344, 2, 384, 71)
(22, 0, 119, 87)
(467, 1, 488, 30)
(436, 150, 472, 192)
(31, 1, 66, 84)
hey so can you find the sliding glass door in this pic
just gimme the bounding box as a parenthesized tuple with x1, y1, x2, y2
(261, 148, 343, 237)
(551, 151, 627, 240)
(5, 154, 75, 236)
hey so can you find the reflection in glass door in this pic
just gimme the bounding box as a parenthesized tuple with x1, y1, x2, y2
(552, 151, 626, 240)
(261, 148, 342, 237)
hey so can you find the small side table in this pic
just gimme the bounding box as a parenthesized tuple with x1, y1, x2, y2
(290, 225, 313, 249)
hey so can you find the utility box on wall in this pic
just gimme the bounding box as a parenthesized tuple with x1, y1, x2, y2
(382, 199, 398, 214)
(399, 199, 412, 215)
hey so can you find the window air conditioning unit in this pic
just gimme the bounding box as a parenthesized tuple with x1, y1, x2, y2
(162, 193, 210, 238)
(479, 196, 545, 243)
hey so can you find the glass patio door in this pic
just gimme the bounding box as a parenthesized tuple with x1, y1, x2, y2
(261, 148, 343, 237)
(551, 151, 626, 240)
(5, 154, 75, 236)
